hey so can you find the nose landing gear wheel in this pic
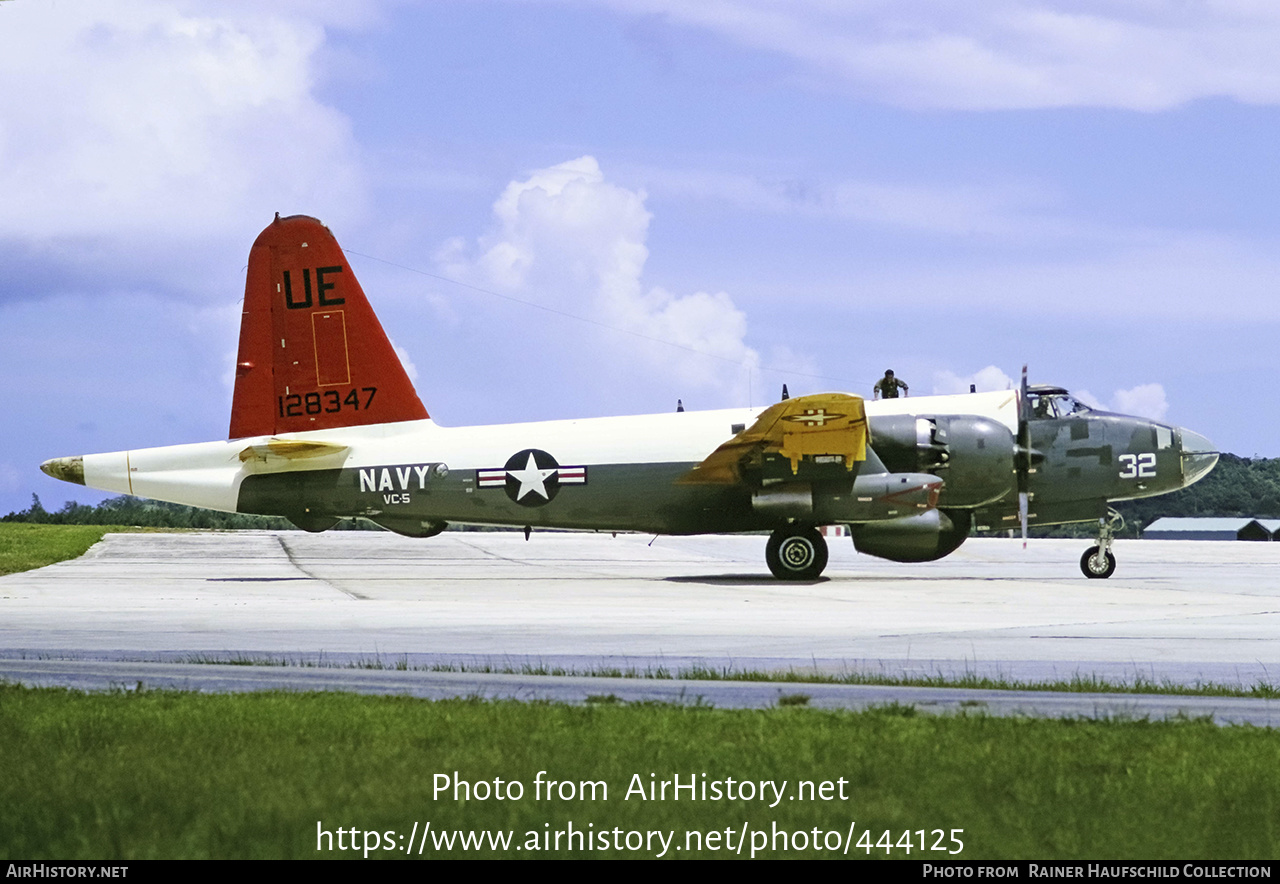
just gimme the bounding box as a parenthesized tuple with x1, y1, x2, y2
(1080, 508, 1123, 578)
(766, 527, 829, 580)
(1080, 546, 1116, 579)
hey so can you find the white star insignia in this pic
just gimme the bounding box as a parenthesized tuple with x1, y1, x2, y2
(784, 408, 844, 427)
(507, 452, 558, 500)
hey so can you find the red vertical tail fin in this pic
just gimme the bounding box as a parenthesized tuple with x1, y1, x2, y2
(229, 214, 429, 439)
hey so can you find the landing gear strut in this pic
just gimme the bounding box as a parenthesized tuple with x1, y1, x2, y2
(766, 526, 828, 580)
(1080, 509, 1123, 579)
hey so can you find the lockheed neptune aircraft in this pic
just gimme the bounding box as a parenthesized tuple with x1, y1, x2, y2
(40, 215, 1219, 580)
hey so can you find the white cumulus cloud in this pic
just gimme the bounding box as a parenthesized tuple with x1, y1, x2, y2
(933, 365, 1016, 395)
(438, 156, 760, 397)
(1056, 385, 1170, 420)
(1076, 384, 1170, 420)
(0, 0, 367, 296)
(1111, 383, 1168, 422)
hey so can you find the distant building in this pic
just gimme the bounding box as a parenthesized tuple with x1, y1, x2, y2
(1143, 517, 1274, 541)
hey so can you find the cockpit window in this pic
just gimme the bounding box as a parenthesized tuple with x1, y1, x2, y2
(1029, 392, 1093, 419)
(1062, 395, 1092, 415)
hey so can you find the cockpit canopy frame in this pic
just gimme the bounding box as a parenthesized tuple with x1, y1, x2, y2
(1026, 385, 1093, 420)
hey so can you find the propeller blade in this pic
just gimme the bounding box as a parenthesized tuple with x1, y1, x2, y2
(1019, 364, 1030, 426)
(1019, 490, 1029, 550)
(1017, 365, 1031, 551)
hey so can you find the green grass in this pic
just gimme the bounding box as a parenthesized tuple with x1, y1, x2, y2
(1, 685, 1278, 860)
(0, 524, 154, 576)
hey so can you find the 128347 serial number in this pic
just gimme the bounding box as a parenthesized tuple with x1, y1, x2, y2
(278, 387, 377, 417)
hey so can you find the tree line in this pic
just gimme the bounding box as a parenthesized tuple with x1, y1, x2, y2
(0, 495, 367, 530)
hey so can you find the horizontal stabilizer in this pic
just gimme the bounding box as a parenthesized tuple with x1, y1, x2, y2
(238, 439, 350, 467)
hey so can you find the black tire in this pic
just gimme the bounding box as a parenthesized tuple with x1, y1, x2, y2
(1080, 546, 1116, 579)
(766, 528, 829, 580)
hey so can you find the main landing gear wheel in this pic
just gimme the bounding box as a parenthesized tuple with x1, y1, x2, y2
(1080, 546, 1116, 579)
(766, 527, 828, 581)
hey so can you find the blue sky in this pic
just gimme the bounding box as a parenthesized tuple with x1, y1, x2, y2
(2, 0, 1278, 514)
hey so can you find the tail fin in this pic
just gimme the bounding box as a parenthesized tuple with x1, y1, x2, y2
(229, 214, 429, 438)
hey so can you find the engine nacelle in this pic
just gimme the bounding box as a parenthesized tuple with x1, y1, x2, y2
(869, 415, 1015, 508)
(850, 508, 972, 563)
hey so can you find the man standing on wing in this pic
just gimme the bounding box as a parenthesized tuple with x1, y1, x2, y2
(873, 369, 908, 400)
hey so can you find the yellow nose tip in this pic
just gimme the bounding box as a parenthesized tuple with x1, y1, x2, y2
(40, 457, 85, 485)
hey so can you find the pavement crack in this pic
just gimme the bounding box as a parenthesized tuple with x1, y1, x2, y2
(276, 536, 368, 600)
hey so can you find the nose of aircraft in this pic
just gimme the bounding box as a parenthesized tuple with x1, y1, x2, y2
(40, 456, 85, 486)
(1178, 428, 1218, 488)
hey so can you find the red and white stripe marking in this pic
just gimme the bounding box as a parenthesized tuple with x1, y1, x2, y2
(557, 466, 587, 484)
(477, 465, 588, 486)
(477, 469, 507, 488)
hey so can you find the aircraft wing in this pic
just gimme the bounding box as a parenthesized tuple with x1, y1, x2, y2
(678, 393, 868, 485)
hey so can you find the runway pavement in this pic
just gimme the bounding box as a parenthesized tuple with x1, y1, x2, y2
(2, 531, 1279, 722)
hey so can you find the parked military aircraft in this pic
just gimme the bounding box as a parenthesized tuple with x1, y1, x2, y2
(40, 215, 1219, 580)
